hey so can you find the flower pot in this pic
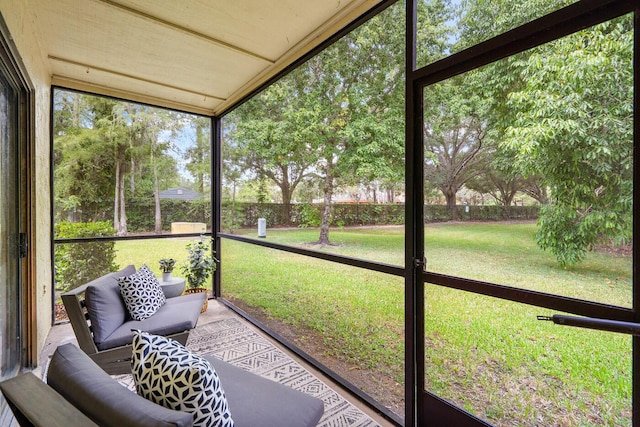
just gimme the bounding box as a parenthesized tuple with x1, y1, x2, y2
(185, 287, 208, 313)
(161, 272, 173, 282)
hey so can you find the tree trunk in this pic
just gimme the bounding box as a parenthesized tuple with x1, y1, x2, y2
(229, 180, 237, 233)
(317, 169, 334, 245)
(114, 143, 128, 236)
(503, 192, 515, 207)
(443, 187, 458, 220)
(280, 182, 292, 226)
(114, 158, 120, 232)
(153, 158, 162, 234)
(130, 157, 136, 194)
(196, 124, 205, 195)
(118, 163, 127, 235)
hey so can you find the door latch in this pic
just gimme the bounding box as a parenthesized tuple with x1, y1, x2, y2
(19, 232, 27, 258)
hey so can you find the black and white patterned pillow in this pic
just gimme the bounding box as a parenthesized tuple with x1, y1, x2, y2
(118, 265, 166, 321)
(131, 329, 234, 427)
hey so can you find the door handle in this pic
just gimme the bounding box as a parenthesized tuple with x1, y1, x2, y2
(537, 314, 640, 336)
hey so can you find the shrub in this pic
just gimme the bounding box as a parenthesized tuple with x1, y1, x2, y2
(296, 203, 322, 228)
(54, 221, 119, 292)
(221, 200, 245, 232)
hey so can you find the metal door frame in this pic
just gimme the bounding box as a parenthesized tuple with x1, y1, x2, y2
(405, 0, 639, 425)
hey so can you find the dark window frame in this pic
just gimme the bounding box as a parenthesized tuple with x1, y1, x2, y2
(49, 86, 217, 323)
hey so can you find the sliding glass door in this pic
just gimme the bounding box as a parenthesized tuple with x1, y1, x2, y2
(0, 58, 20, 381)
(0, 17, 28, 427)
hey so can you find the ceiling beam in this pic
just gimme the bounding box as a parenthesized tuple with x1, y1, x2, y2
(51, 75, 217, 116)
(94, 0, 275, 64)
(49, 55, 226, 102)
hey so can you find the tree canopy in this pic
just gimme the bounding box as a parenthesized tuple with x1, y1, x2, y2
(502, 16, 633, 265)
(53, 91, 211, 235)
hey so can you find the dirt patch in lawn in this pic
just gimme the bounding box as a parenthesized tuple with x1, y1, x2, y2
(226, 297, 405, 419)
(594, 242, 632, 257)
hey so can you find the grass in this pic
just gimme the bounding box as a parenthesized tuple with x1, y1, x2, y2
(114, 236, 213, 290)
(114, 222, 632, 426)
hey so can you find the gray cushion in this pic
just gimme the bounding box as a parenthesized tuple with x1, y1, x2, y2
(47, 343, 193, 427)
(84, 265, 136, 345)
(204, 355, 325, 427)
(96, 292, 205, 351)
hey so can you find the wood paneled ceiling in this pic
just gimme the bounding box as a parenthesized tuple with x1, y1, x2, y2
(31, 0, 382, 115)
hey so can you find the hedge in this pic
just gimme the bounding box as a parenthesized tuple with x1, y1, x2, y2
(222, 202, 539, 230)
(56, 199, 540, 235)
(56, 198, 211, 233)
(54, 221, 118, 291)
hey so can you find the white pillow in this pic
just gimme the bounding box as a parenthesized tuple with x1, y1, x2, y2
(131, 329, 234, 427)
(118, 265, 166, 321)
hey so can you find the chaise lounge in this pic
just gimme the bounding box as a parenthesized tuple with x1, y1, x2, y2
(0, 342, 325, 427)
(61, 265, 205, 374)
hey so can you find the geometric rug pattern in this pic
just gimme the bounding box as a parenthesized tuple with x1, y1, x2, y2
(115, 317, 381, 427)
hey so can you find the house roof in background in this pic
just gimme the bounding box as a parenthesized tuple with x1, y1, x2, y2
(158, 187, 203, 200)
(29, 0, 382, 116)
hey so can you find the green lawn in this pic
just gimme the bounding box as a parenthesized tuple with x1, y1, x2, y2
(115, 222, 632, 426)
(114, 236, 213, 289)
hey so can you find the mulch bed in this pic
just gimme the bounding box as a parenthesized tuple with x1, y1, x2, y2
(54, 302, 68, 323)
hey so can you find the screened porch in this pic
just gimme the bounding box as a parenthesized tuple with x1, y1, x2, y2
(0, 0, 638, 426)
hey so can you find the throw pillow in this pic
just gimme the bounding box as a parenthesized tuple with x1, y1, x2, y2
(118, 265, 166, 321)
(131, 329, 234, 427)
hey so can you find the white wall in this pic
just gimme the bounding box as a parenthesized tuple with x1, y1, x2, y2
(1, 0, 53, 364)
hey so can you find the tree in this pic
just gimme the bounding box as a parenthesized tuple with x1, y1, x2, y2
(225, 2, 409, 243)
(297, 2, 407, 244)
(53, 90, 91, 136)
(221, 114, 249, 232)
(456, 0, 574, 52)
(54, 128, 116, 221)
(519, 176, 548, 205)
(451, 0, 632, 265)
(466, 164, 522, 207)
(54, 90, 187, 234)
(88, 97, 131, 235)
(231, 80, 317, 225)
(128, 105, 184, 234)
(423, 74, 488, 219)
(184, 117, 212, 195)
(502, 16, 633, 265)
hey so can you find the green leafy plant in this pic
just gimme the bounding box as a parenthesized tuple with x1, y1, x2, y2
(181, 236, 218, 289)
(158, 258, 176, 273)
(54, 221, 118, 292)
(296, 203, 321, 228)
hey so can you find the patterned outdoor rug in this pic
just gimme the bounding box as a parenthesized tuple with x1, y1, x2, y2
(115, 317, 380, 427)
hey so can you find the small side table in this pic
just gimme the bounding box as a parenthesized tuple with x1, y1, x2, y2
(158, 277, 186, 298)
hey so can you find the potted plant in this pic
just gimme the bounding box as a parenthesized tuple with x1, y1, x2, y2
(158, 258, 176, 282)
(181, 236, 218, 312)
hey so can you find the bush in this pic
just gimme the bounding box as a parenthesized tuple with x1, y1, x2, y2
(424, 205, 451, 222)
(221, 200, 246, 232)
(54, 221, 119, 292)
(296, 203, 322, 228)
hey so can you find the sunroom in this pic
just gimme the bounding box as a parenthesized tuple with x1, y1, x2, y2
(0, 0, 638, 426)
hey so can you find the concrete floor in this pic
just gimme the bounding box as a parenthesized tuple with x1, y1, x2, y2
(39, 298, 394, 427)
